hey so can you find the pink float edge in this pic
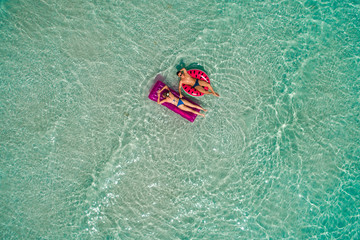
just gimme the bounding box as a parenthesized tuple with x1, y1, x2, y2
(148, 75, 201, 122)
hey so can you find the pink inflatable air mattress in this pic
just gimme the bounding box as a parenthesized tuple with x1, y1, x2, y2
(148, 78, 201, 122)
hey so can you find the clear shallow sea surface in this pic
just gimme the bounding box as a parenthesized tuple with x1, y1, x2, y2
(1, 0, 359, 239)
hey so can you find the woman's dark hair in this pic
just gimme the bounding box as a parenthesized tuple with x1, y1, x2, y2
(176, 71, 181, 76)
(162, 90, 169, 98)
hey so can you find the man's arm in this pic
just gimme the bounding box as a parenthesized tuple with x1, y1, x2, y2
(180, 68, 187, 75)
(178, 80, 183, 98)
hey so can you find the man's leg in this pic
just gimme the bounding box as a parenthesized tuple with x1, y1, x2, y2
(198, 82, 219, 96)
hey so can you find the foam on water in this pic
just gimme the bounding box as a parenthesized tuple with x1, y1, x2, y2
(1, 0, 359, 239)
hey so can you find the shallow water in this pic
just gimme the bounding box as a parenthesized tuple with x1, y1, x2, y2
(1, 0, 359, 239)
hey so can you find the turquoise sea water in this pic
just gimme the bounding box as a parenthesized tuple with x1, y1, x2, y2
(1, 0, 359, 239)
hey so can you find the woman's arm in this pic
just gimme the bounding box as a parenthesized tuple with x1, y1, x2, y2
(161, 85, 168, 91)
(157, 85, 169, 104)
(158, 99, 167, 105)
(157, 91, 161, 104)
(157, 92, 167, 105)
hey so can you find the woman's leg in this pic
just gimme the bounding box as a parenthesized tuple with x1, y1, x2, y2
(178, 105, 205, 117)
(181, 99, 207, 112)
